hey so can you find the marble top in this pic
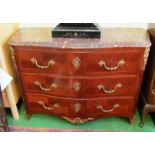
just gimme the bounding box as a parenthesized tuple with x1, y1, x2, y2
(9, 28, 151, 48)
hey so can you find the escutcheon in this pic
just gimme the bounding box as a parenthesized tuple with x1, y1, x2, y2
(72, 56, 81, 70)
(73, 81, 81, 92)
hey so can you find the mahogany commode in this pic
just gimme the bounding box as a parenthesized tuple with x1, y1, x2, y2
(9, 28, 151, 124)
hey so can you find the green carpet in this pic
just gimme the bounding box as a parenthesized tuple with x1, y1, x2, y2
(6, 104, 155, 132)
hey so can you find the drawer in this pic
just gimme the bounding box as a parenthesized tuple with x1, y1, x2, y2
(24, 93, 86, 118)
(21, 74, 138, 98)
(24, 94, 134, 123)
(86, 97, 134, 117)
(14, 47, 144, 76)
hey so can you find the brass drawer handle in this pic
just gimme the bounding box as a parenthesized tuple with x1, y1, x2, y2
(63, 117, 94, 124)
(34, 81, 57, 91)
(97, 83, 122, 94)
(97, 104, 120, 113)
(38, 101, 59, 111)
(30, 58, 55, 69)
(152, 89, 155, 95)
(98, 59, 125, 71)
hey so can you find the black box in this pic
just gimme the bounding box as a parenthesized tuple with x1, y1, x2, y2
(52, 23, 101, 38)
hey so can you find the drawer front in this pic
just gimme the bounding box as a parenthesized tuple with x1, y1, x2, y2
(21, 74, 138, 98)
(24, 94, 134, 122)
(86, 97, 134, 117)
(14, 48, 84, 75)
(84, 48, 144, 76)
(25, 94, 69, 116)
(14, 47, 144, 76)
(24, 94, 86, 118)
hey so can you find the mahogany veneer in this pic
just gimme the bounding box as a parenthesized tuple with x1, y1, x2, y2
(9, 28, 150, 124)
(20, 74, 138, 98)
(14, 47, 144, 76)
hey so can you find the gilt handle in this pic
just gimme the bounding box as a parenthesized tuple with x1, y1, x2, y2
(34, 81, 57, 91)
(30, 58, 55, 69)
(97, 104, 120, 113)
(97, 83, 122, 94)
(98, 59, 125, 71)
(38, 101, 59, 111)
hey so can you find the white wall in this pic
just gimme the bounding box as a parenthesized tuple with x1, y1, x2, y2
(19, 23, 149, 29)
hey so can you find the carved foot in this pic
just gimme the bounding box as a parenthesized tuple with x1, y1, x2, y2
(24, 110, 31, 119)
(25, 114, 31, 119)
(129, 115, 135, 124)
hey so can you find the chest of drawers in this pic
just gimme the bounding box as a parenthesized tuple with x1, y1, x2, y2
(9, 28, 151, 124)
